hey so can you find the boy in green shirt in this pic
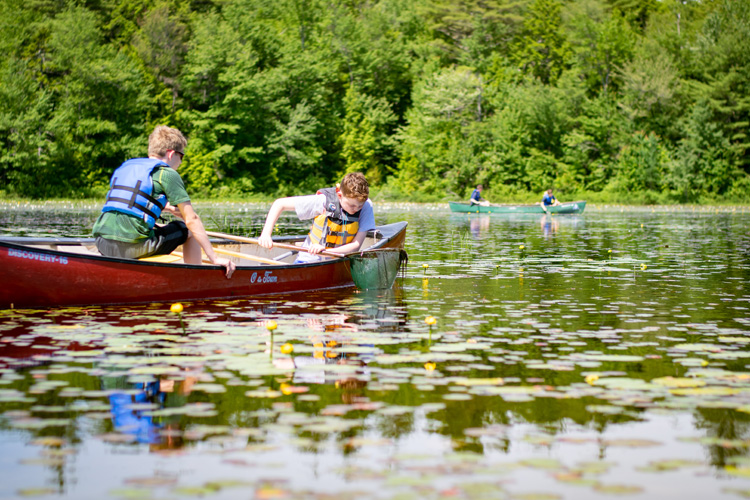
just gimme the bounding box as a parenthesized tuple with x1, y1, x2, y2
(93, 125, 235, 278)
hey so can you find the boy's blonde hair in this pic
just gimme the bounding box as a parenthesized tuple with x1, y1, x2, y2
(148, 125, 187, 158)
(339, 172, 369, 201)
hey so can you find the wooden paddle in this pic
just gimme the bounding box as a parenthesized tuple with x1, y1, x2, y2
(205, 231, 345, 258)
(166, 249, 282, 266)
(211, 247, 282, 265)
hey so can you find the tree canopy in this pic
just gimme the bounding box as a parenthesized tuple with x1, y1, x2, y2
(2, 0, 749, 203)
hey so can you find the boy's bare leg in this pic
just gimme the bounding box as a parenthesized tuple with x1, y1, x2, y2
(182, 233, 202, 264)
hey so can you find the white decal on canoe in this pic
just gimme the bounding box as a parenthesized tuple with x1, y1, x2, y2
(250, 271, 278, 284)
(8, 249, 68, 265)
(262, 271, 278, 283)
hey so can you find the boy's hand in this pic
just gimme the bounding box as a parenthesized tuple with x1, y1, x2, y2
(307, 243, 327, 255)
(213, 257, 236, 278)
(257, 233, 274, 249)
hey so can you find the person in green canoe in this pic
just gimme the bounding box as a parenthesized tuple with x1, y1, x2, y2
(541, 188, 561, 213)
(469, 184, 490, 206)
(92, 125, 235, 278)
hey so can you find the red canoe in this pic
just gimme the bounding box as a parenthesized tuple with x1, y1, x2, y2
(1, 222, 407, 309)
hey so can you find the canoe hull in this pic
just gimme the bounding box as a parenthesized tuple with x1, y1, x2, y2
(449, 201, 586, 214)
(1, 222, 407, 309)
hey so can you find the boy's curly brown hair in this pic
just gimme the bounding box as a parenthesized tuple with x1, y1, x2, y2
(339, 172, 369, 201)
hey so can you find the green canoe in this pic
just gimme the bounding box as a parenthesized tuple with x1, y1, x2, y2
(449, 200, 586, 214)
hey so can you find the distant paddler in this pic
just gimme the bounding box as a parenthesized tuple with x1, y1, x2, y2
(469, 184, 490, 207)
(540, 188, 561, 213)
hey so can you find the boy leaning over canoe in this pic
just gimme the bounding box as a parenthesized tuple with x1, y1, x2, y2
(92, 125, 235, 278)
(257, 172, 376, 262)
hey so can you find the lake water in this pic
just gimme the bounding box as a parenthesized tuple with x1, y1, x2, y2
(2, 202, 750, 499)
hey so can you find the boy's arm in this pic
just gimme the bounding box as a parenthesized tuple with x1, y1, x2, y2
(162, 202, 182, 218)
(308, 230, 367, 255)
(177, 202, 236, 278)
(258, 198, 298, 249)
(326, 231, 368, 254)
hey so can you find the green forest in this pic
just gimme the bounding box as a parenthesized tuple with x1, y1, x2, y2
(2, 0, 750, 203)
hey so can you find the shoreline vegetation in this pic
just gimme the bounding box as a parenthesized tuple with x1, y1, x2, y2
(1, 196, 749, 210)
(3, 1, 750, 203)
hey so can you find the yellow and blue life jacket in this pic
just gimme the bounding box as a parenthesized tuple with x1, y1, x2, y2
(101, 158, 169, 228)
(308, 187, 361, 248)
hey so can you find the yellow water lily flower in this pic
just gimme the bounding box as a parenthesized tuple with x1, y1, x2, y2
(280, 343, 294, 354)
(266, 320, 278, 331)
(424, 362, 436, 371)
(280, 383, 293, 395)
(425, 316, 437, 326)
(170, 303, 183, 314)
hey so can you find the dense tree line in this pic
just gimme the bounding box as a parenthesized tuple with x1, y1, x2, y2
(2, 0, 749, 203)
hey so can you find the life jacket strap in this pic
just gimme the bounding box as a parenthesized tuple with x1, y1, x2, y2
(106, 178, 166, 221)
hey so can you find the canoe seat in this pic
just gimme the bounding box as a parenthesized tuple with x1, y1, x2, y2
(139, 254, 183, 263)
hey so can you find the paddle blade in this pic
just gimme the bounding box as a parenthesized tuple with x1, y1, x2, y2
(349, 249, 407, 290)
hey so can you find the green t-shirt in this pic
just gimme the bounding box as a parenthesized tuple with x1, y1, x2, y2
(92, 166, 191, 243)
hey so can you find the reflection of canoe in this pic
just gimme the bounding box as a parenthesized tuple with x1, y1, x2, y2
(0, 222, 407, 308)
(449, 201, 586, 214)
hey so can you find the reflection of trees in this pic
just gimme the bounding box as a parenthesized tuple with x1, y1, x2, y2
(0, 363, 102, 494)
(373, 412, 415, 440)
(694, 408, 750, 467)
(427, 392, 643, 456)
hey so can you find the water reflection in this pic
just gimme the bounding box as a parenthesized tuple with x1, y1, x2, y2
(2, 204, 750, 499)
(470, 215, 490, 238)
(449, 213, 586, 243)
(540, 214, 559, 238)
(104, 377, 191, 451)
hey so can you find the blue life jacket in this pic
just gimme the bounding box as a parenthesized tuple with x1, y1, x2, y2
(101, 158, 169, 228)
